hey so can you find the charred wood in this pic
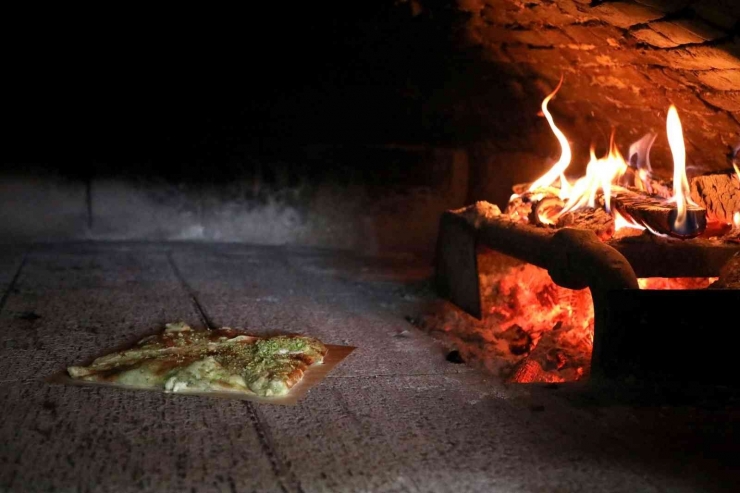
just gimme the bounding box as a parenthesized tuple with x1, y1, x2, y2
(690, 171, 740, 224)
(607, 234, 740, 278)
(529, 196, 564, 228)
(557, 207, 614, 241)
(620, 168, 673, 198)
(611, 186, 706, 239)
(711, 252, 740, 289)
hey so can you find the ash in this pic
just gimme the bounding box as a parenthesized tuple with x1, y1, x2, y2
(419, 251, 594, 383)
(418, 250, 714, 383)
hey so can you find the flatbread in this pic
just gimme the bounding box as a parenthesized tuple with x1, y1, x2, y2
(67, 322, 328, 397)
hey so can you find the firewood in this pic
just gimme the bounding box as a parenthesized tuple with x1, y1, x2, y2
(556, 206, 614, 241)
(529, 196, 564, 227)
(711, 252, 740, 289)
(620, 168, 673, 198)
(690, 171, 740, 224)
(611, 186, 706, 239)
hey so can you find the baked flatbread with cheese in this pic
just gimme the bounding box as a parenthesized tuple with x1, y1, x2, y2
(67, 322, 328, 397)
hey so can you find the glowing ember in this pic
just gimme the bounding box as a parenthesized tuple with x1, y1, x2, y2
(417, 252, 715, 383)
(638, 277, 716, 289)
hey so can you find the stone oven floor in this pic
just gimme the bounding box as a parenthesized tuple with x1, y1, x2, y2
(1, 243, 739, 492)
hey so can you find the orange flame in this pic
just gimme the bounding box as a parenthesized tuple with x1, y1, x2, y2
(628, 132, 657, 193)
(517, 84, 718, 239)
(528, 78, 572, 192)
(559, 136, 627, 216)
(666, 105, 697, 231)
(614, 210, 644, 232)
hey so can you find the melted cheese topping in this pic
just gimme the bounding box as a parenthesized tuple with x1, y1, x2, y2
(68, 323, 327, 397)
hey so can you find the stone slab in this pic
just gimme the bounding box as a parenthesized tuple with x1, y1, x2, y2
(1, 244, 739, 492)
(169, 246, 468, 378)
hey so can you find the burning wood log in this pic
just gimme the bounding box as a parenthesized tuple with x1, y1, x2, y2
(690, 171, 740, 224)
(556, 206, 614, 241)
(611, 186, 706, 239)
(619, 167, 673, 199)
(610, 234, 740, 278)
(529, 196, 564, 227)
(711, 252, 740, 289)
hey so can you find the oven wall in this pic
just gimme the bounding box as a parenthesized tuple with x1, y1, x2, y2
(458, 0, 740, 205)
(3, 2, 738, 253)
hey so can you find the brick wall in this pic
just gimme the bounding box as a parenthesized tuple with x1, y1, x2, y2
(448, 0, 740, 206)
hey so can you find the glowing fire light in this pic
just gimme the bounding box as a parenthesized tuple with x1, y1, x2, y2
(516, 81, 709, 238)
(629, 132, 657, 193)
(528, 78, 572, 194)
(614, 210, 644, 231)
(559, 137, 628, 216)
(666, 105, 698, 233)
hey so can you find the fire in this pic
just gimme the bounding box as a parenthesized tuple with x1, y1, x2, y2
(666, 105, 698, 233)
(614, 210, 644, 231)
(559, 138, 628, 216)
(417, 253, 716, 383)
(527, 78, 572, 194)
(516, 82, 706, 238)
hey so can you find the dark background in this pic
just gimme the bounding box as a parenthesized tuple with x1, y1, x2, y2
(5, 4, 471, 181)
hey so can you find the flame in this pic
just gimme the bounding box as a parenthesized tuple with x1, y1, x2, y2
(628, 132, 657, 193)
(666, 105, 698, 232)
(614, 210, 645, 231)
(418, 257, 716, 383)
(528, 78, 572, 192)
(559, 137, 628, 216)
(514, 84, 722, 240)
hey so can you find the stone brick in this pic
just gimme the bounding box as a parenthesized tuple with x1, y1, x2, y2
(480, 1, 578, 27)
(630, 27, 679, 48)
(480, 3, 519, 25)
(584, 43, 672, 68)
(648, 19, 725, 46)
(561, 24, 625, 50)
(509, 28, 573, 48)
(660, 44, 740, 70)
(519, 3, 580, 27)
(551, 1, 602, 23)
(690, 2, 740, 30)
(458, 0, 484, 14)
(476, 24, 518, 45)
(634, 0, 691, 14)
(691, 107, 740, 134)
(696, 70, 740, 91)
(643, 67, 692, 91)
(589, 2, 666, 29)
(699, 91, 740, 112)
(669, 88, 718, 115)
(656, 68, 704, 90)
